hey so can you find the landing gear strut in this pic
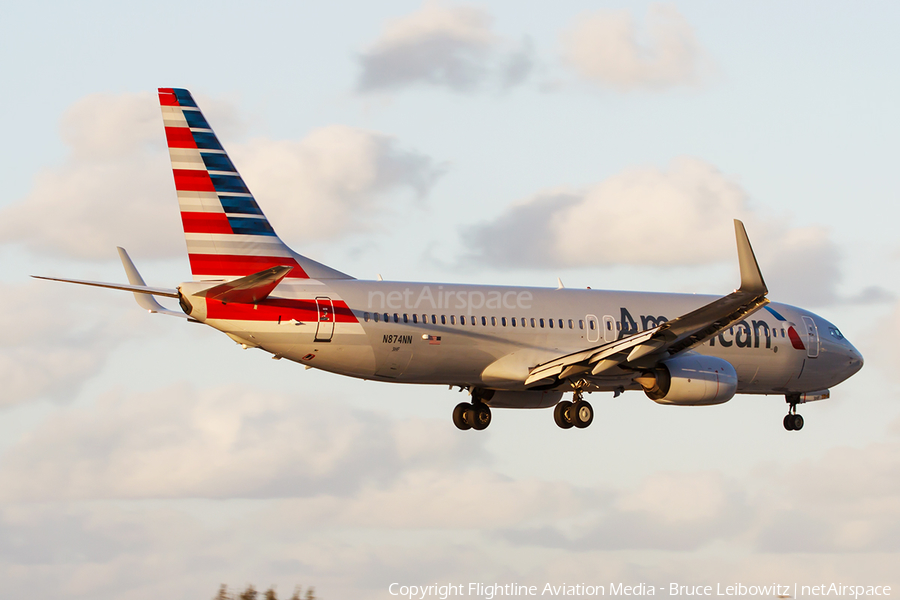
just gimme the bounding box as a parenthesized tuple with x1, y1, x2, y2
(452, 388, 493, 431)
(554, 387, 593, 429)
(783, 394, 804, 431)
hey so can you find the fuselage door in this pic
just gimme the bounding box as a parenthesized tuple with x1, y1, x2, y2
(602, 315, 616, 343)
(586, 314, 600, 343)
(801, 315, 819, 358)
(315, 296, 335, 342)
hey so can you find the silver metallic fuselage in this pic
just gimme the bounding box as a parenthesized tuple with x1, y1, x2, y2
(182, 279, 863, 396)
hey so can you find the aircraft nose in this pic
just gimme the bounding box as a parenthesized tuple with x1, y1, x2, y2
(845, 343, 864, 376)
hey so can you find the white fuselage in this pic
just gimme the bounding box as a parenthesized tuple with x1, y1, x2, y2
(180, 279, 863, 396)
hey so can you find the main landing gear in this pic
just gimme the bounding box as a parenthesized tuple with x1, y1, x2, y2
(452, 388, 493, 431)
(452, 401, 492, 430)
(554, 390, 593, 429)
(783, 394, 804, 431)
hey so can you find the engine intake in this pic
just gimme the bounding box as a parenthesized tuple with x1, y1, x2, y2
(636, 355, 737, 406)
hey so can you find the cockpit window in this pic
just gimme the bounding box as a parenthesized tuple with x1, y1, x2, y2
(829, 327, 844, 340)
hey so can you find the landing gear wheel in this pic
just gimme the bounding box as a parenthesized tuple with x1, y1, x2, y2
(791, 413, 804, 431)
(783, 414, 795, 431)
(453, 402, 472, 430)
(554, 401, 574, 429)
(471, 403, 492, 430)
(571, 399, 593, 429)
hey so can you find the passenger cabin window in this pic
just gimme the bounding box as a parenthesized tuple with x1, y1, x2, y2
(579, 320, 584, 329)
(589, 320, 595, 330)
(558, 319, 564, 329)
(549, 319, 554, 328)
(441, 315, 446, 325)
(512, 317, 517, 327)
(412, 314, 418, 324)
(374, 312, 379, 322)
(364, 312, 370, 322)
(482, 316, 487, 326)
(530, 318, 536, 328)
(502, 317, 507, 326)
(521, 318, 526, 327)
(403, 314, 409, 323)
(393, 313, 399, 323)
(431, 315, 437, 324)
(450, 315, 456, 325)
(491, 317, 497, 326)
(568, 319, 573, 329)
(540, 319, 545, 328)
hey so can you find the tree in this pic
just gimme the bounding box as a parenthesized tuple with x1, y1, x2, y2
(239, 585, 258, 600)
(264, 587, 278, 600)
(214, 584, 232, 600)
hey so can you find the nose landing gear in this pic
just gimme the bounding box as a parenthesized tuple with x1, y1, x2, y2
(783, 394, 804, 431)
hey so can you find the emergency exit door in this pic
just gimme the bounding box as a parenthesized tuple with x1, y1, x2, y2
(315, 297, 335, 342)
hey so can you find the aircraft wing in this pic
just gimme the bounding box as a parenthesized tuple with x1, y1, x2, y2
(524, 220, 769, 387)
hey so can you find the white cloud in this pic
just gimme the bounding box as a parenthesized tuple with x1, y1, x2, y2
(231, 126, 445, 243)
(356, 2, 534, 93)
(561, 5, 709, 91)
(0, 281, 136, 407)
(0, 94, 444, 260)
(464, 157, 752, 268)
(0, 384, 487, 501)
(0, 92, 184, 260)
(2, 381, 900, 598)
(462, 157, 866, 307)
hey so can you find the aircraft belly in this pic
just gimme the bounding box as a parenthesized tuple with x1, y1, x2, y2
(371, 337, 501, 383)
(206, 318, 377, 377)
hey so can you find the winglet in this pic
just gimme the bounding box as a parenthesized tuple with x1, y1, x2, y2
(734, 220, 767, 295)
(117, 247, 180, 314)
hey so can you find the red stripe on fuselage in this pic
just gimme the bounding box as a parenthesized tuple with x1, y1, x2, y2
(165, 127, 197, 148)
(173, 169, 215, 192)
(205, 297, 357, 322)
(181, 212, 233, 234)
(189, 254, 309, 278)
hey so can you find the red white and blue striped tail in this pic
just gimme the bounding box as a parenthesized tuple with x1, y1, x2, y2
(158, 88, 351, 282)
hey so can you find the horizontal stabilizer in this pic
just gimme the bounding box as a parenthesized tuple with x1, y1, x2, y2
(195, 265, 293, 304)
(32, 275, 179, 298)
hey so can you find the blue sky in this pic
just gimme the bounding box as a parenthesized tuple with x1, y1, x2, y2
(2, 1, 899, 599)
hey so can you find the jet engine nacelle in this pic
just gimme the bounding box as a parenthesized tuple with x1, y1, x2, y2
(637, 355, 737, 406)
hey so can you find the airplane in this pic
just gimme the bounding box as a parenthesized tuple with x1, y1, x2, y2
(35, 88, 864, 432)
